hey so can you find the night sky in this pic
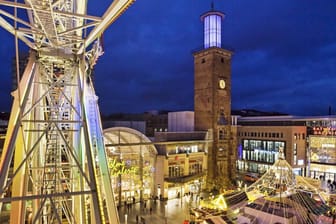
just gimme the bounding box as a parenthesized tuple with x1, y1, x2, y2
(0, 0, 336, 116)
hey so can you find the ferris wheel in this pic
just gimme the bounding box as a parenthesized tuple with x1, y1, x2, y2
(0, 0, 134, 223)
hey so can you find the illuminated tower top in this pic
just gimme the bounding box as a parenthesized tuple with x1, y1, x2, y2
(201, 2, 225, 49)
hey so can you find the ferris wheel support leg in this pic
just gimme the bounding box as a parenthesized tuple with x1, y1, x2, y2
(0, 54, 36, 217)
(79, 68, 104, 224)
(93, 94, 120, 224)
(9, 123, 27, 224)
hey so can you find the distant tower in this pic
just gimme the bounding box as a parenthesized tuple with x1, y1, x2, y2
(193, 3, 235, 189)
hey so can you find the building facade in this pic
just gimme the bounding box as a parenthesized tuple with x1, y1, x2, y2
(103, 127, 157, 206)
(303, 116, 336, 182)
(235, 115, 336, 184)
(236, 116, 307, 177)
(154, 131, 210, 200)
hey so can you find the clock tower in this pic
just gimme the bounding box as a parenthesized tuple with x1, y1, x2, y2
(193, 5, 234, 189)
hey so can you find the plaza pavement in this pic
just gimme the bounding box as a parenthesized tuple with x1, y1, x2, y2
(117, 194, 203, 224)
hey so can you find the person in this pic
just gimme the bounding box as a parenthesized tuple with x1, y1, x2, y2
(150, 207, 152, 214)
(136, 215, 138, 223)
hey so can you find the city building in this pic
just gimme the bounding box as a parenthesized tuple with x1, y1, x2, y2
(103, 111, 210, 201)
(236, 115, 307, 177)
(193, 4, 237, 190)
(154, 131, 210, 200)
(235, 114, 336, 184)
(168, 111, 194, 132)
(300, 116, 336, 182)
(103, 127, 157, 206)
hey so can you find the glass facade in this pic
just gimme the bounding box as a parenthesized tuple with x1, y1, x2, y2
(204, 14, 222, 48)
(309, 136, 336, 164)
(237, 139, 285, 175)
(104, 127, 157, 206)
(241, 139, 285, 163)
(309, 136, 336, 182)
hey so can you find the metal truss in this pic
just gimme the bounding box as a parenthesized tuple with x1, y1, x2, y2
(0, 0, 135, 223)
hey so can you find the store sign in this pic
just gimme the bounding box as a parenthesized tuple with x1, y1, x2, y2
(313, 126, 336, 136)
(108, 159, 138, 176)
(322, 143, 335, 148)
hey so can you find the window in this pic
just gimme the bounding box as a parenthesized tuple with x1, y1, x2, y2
(168, 165, 184, 177)
(219, 130, 224, 140)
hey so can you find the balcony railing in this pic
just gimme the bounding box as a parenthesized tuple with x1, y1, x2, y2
(164, 172, 206, 183)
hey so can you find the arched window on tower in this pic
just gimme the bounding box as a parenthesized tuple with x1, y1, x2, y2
(219, 129, 225, 140)
(218, 109, 227, 125)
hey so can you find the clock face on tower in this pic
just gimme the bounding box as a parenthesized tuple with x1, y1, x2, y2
(219, 79, 226, 89)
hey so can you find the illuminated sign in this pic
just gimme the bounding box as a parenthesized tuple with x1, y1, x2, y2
(322, 143, 335, 148)
(313, 126, 336, 136)
(108, 159, 138, 176)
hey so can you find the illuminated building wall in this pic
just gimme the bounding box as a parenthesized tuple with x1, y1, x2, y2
(236, 116, 307, 176)
(301, 117, 336, 181)
(308, 136, 336, 181)
(154, 131, 209, 200)
(103, 127, 157, 206)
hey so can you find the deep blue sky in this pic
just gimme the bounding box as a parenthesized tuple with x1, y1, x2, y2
(1, 0, 336, 116)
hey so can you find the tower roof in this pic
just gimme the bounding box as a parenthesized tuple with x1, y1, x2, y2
(200, 10, 225, 21)
(200, 1, 225, 21)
